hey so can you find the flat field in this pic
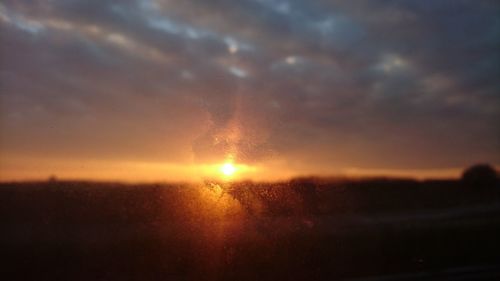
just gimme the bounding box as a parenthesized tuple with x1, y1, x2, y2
(1, 179, 500, 280)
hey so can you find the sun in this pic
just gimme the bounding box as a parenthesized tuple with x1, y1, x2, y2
(220, 162, 237, 177)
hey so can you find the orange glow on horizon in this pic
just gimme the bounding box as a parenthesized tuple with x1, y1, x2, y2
(0, 155, 266, 182)
(0, 154, 479, 182)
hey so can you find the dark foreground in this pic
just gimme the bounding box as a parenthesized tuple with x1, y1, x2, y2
(1, 178, 500, 280)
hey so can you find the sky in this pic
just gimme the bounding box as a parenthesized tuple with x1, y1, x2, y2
(0, 0, 499, 181)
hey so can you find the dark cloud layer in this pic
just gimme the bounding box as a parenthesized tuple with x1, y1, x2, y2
(1, 0, 499, 176)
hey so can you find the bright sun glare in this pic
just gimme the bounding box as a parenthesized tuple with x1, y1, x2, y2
(220, 162, 237, 177)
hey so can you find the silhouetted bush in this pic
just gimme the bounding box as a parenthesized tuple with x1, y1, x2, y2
(461, 164, 498, 188)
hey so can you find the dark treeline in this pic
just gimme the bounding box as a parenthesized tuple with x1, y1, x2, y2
(1, 175, 499, 223)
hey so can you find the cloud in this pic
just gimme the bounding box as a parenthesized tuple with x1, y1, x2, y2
(1, 0, 499, 174)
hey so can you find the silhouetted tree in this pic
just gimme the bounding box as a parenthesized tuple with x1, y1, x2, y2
(461, 164, 498, 188)
(48, 175, 58, 182)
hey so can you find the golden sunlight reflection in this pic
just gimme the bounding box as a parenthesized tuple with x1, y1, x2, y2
(195, 181, 246, 274)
